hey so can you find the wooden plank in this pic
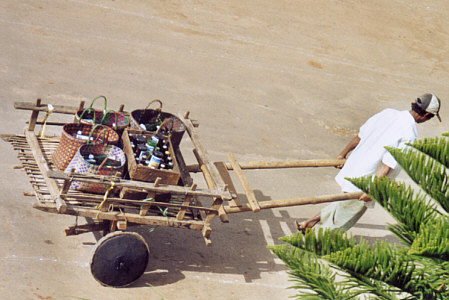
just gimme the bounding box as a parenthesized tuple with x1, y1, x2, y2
(15, 101, 80, 115)
(196, 160, 229, 223)
(176, 183, 197, 220)
(25, 130, 67, 213)
(28, 99, 41, 131)
(202, 225, 212, 247)
(224, 192, 363, 214)
(26, 121, 71, 127)
(179, 113, 227, 192)
(117, 220, 127, 230)
(60, 168, 74, 195)
(139, 192, 155, 216)
(172, 147, 205, 220)
(214, 161, 242, 207)
(140, 177, 161, 216)
(186, 158, 347, 172)
(64, 222, 108, 236)
(227, 153, 260, 212)
(180, 112, 231, 224)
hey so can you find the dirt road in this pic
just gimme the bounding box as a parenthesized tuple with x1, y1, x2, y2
(1, 1, 448, 299)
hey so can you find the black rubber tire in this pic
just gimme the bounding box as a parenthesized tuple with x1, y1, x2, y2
(90, 231, 149, 287)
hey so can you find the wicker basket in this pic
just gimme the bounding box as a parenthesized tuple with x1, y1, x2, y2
(51, 123, 119, 171)
(130, 100, 185, 148)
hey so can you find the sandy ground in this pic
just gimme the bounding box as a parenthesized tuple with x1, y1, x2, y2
(1, 1, 448, 299)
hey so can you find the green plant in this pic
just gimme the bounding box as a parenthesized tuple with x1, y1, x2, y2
(269, 134, 449, 299)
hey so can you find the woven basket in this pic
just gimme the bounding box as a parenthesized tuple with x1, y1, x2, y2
(51, 123, 119, 171)
(75, 96, 130, 131)
(130, 99, 185, 148)
(65, 143, 126, 194)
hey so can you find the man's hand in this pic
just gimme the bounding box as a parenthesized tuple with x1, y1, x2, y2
(335, 154, 345, 169)
(335, 136, 360, 169)
(359, 193, 372, 202)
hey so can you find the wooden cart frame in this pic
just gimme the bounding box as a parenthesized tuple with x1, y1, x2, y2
(4, 99, 361, 287)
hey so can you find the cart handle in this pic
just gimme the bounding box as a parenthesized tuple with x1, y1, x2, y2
(186, 158, 346, 172)
(224, 192, 363, 214)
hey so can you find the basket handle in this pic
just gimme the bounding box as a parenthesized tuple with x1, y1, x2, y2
(89, 95, 108, 114)
(86, 124, 108, 144)
(155, 117, 174, 134)
(77, 95, 108, 124)
(98, 156, 109, 170)
(100, 110, 119, 130)
(77, 106, 98, 124)
(98, 154, 119, 170)
(144, 99, 163, 111)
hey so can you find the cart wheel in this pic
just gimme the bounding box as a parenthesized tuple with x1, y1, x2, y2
(90, 231, 149, 287)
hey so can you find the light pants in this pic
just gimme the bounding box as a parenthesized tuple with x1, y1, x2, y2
(320, 199, 368, 231)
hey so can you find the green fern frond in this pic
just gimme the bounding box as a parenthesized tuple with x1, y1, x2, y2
(272, 133, 449, 299)
(407, 137, 449, 168)
(386, 146, 449, 213)
(348, 176, 439, 245)
(386, 223, 415, 246)
(268, 245, 353, 299)
(412, 256, 449, 296)
(279, 228, 355, 257)
(409, 216, 449, 260)
(324, 240, 445, 299)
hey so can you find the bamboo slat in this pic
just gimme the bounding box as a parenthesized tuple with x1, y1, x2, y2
(25, 130, 67, 213)
(227, 153, 260, 212)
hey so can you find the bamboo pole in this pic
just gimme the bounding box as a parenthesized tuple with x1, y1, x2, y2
(15, 101, 81, 115)
(223, 192, 363, 214)
(186, 158, 346, 172)
(47, 170, 232, 200)
(32, 203, 205, 231)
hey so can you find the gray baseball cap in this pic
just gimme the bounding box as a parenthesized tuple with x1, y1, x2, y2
(415, 93, 441, 121)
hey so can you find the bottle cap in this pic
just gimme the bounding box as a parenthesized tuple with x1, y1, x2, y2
(153, 150, 164, 158)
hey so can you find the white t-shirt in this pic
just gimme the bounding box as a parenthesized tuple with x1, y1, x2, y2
(335, 109, 417, 193)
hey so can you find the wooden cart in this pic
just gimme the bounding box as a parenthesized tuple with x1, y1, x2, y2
(3, 99, 361, 287)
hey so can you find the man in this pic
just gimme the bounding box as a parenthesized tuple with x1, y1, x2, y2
(297, 93, 442, 232)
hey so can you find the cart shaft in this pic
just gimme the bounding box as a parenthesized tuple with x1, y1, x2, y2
(186, 158, 346, 172)
(223, 192, 363, 214)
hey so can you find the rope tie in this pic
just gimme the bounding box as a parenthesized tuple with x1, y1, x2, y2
(141, 197, 169, 225)
(96, 181, 115, 219)
(39, 104, 54, 138)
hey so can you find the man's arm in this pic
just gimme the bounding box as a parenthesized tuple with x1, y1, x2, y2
(337, 136, 361, 159)
(359, 163, 392, 202)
